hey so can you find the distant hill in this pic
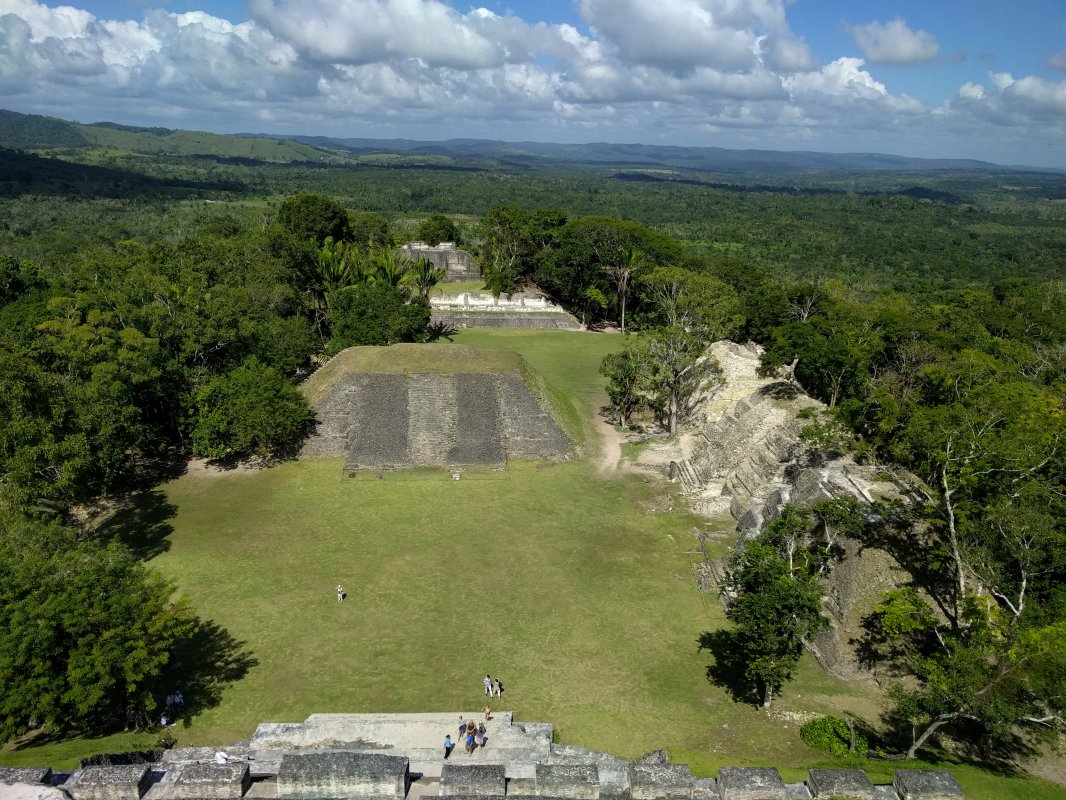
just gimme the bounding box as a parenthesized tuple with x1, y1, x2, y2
(285, 134, 1003, 173)
(0, 107, 1018, 173)
(0, 109, 345, 164)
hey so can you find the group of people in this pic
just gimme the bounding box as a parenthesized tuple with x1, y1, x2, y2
(158, 690, 185, 727)
(446, 715, 489, 757)
(483, 674, 503, 697)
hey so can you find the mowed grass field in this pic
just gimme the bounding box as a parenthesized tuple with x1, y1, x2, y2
(4, 330, 1063, 800)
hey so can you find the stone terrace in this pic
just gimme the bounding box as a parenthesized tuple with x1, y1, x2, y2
(300, 373, 570, 472)
(4, 713, 966, 800)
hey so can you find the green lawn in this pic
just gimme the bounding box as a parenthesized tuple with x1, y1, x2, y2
(2, 330, 1062, 799)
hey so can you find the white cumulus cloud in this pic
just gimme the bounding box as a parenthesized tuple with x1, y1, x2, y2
(847, 17, 939, 65)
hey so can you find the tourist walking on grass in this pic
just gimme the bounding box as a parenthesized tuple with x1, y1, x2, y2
(337, 585, 345, 602)
(492, 678, 502, 697)
(483, 674, 492, 695)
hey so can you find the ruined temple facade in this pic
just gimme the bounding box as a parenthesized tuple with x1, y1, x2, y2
(400, 242, 480, 281)
(0, 713, 966, 800)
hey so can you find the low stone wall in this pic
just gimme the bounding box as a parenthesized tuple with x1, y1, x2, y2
(277, 752, 408, 800)
(430, 293, 582, 331)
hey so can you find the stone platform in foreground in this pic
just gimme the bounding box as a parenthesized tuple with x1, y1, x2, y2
(1, 713, 966, 800)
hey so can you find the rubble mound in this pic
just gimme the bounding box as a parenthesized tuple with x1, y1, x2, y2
(639, 341, 919, 678)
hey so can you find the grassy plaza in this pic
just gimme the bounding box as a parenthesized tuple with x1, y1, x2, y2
(3, 330, 1062, 800)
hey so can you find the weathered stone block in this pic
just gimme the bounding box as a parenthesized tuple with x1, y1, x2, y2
(807, 769, 875, 799)
(535, 764, 599, 799)
(629, 764, 693, 800)
(440, 764, 506, 797)
(169, 763, 250, 799)
(65, 765, 152, 800)
(692, 778, 718, 800)
(784, 784, 811, 799)
(892, 771, 964, 800)
(716, 767, 786, 800)
(0, 767, 52, 785)
(0, 783, 71, 800)
(276, 752, 407, 800)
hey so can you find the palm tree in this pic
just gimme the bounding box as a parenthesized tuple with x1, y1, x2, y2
(402, 257, 447, 300)
(368, 247, 413, 289)
(610, 245, 643, 334)
(315, 237, 358, 309)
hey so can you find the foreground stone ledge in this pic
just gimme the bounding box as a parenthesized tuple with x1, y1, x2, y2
(0, 768, 53, 786)
(716, 767, 786, 800)
(807, 769, 875, 800)
(163, 763, 251, 799)
(893, 771, 964, 800)
(630, 765, 696, 800)
(276, 752, 408, 800)
(440, 765, 506, 797)
(65, 765, 152, 800)
(535, 764, 599, 799)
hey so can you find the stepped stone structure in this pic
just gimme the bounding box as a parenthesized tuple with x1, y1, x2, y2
(299, 347, 570, 472)
(400, 243, 480, 282)
(638, 341, 918, 678)
(1, 713, 965, 800)
(430, 293, 582, 331)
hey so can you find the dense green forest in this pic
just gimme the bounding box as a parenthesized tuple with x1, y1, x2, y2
(0, 115, 1064, 771)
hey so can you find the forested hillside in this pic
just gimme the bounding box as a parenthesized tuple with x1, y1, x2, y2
(0, 114, 1064, 780)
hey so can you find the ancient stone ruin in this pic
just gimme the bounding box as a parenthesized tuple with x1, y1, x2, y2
(0, 713, 966, 799)
(299, 346, 570, 472)
(638, 341, 920, 679)
(430, 293, 582, 332)
(400, 242, 480, 282)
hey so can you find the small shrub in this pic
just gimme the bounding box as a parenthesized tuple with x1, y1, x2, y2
(800, 715, 867, 758)
(155, 731, 178, 750)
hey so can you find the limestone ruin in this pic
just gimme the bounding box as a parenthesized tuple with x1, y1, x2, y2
(400, 243, 480, 282)
(299, 346, 571, 472)
(430, 293, 581, 332)
(0, 713, 966, 799)
(637, 341, 920, 679)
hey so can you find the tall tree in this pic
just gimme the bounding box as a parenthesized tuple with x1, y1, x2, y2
(720, 517, 829, 707)
(189, 357, 314, 460)
(0, 513, 197, 742)
(276, 193, 351, 246)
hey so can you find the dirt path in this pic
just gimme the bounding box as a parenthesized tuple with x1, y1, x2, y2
(595, 414, 624, 476)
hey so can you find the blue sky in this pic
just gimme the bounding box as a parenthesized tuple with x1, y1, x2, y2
(2, 0, 1065, 166)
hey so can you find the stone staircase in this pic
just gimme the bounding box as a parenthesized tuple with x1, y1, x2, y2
(407, 375, 459, 467)
(1, 713, 967, 800)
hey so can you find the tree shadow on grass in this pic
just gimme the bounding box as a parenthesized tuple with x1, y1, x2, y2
(96, 489, 177, 561)
(10, 618, 256, 751)
(166, 618, 259, 728)
(698, 629, 758, 706)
